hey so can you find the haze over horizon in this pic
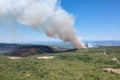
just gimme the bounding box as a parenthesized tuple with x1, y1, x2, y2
(0, 0, 120, 43)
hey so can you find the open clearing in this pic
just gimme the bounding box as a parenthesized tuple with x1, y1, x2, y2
(7, 56, 54, 60)
(103, 68, 120, 74)
(37, 56, 54, 59)
(7, 56, 21, 59)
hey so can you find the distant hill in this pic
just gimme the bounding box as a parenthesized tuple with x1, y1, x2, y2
(0, 43, 76, 57)
(0, 43, 57, 57)
(0, 43, 19, 55)
(1, 40, 120, 56)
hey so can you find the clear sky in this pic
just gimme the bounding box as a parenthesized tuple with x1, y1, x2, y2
(0, 0, 120, 43)
(61, 0, 120, 40)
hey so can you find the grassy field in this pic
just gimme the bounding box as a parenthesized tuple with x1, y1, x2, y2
(0, 47, 120, 80)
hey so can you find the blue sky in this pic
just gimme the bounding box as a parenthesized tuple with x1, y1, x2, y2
(0, 0, 120, 43)
(61, 0, 120, 40)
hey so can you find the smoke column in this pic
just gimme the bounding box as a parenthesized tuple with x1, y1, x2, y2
(0, 0, 85, 49)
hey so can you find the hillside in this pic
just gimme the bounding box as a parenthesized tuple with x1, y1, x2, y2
(0, 43, 67, 57)
(0, 43, 78, 57)
(0, 46, 120, 80)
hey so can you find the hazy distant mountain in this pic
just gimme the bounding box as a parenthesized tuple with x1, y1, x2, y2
(25, 41, 74, 48)
(14, 40, 120, 47)
(85, 40, 120, 47)
(29, 40, 120, 47)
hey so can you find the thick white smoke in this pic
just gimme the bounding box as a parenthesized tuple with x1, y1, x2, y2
(0, 0, 85, 49)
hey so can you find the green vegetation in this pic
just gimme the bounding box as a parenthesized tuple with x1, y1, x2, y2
(0, 46, 120, 80)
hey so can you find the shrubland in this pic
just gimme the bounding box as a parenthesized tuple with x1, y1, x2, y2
(0, 46, 120, 80)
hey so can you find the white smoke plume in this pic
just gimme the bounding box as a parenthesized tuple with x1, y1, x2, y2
(0, 0, 85, 49)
